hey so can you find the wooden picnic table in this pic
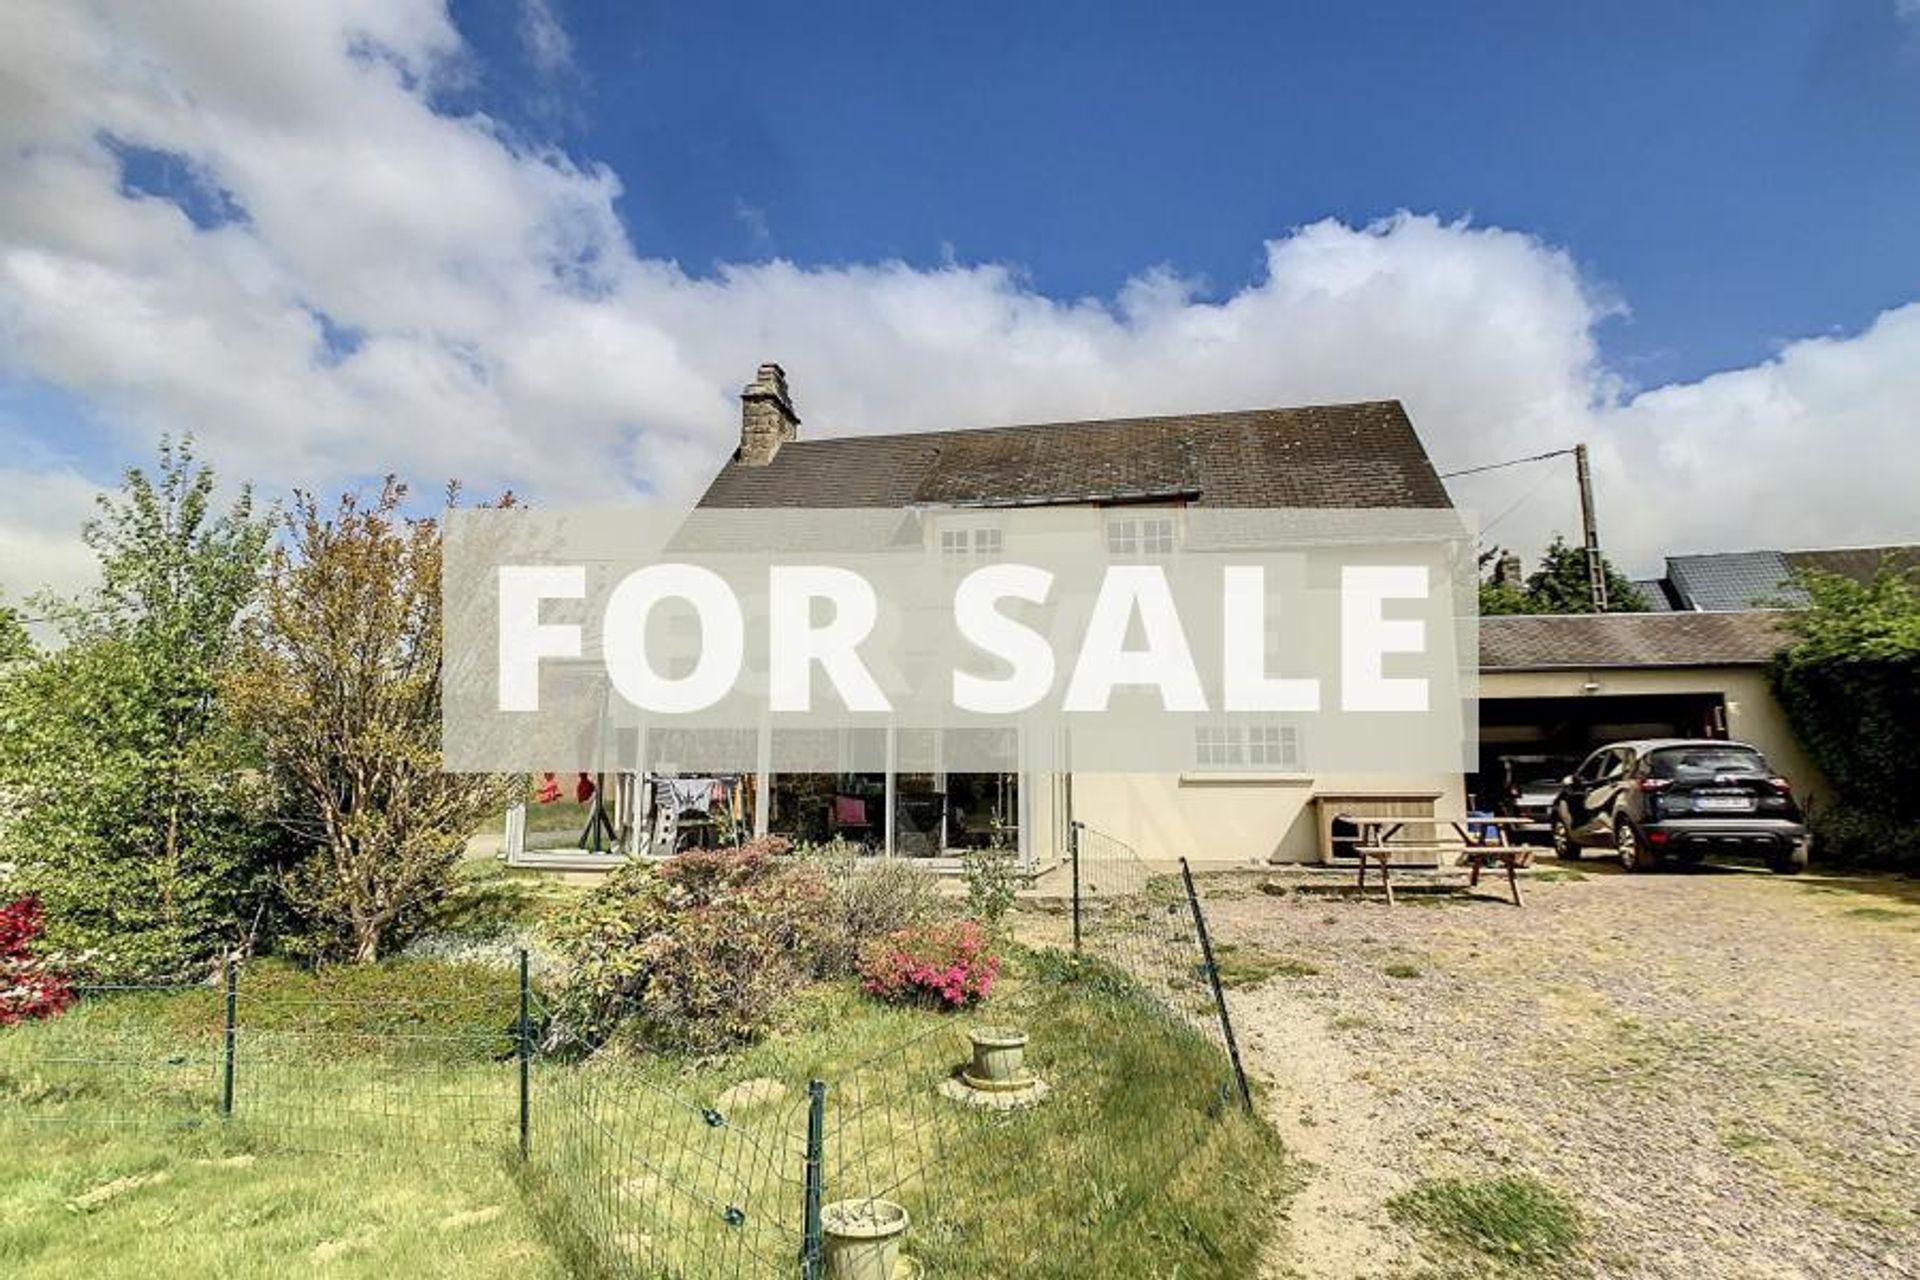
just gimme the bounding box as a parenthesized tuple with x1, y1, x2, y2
(1338, 814, 1534, 907)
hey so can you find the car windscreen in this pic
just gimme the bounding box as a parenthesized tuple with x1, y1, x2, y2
(1646, 746, 1770, 780)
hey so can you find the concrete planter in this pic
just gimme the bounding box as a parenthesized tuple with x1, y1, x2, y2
(821, 1197, 910, 1280)
(967, 1026, 1028, 1085)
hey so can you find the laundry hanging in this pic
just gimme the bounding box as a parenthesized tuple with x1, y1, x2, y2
(535, 773, 562, 804)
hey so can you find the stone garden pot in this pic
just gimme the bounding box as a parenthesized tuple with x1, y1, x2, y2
(821, 1198, 910, 1280)
(967, 1026, 1029, 1086)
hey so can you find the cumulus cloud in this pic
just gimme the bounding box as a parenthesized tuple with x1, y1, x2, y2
(0, 0, 1915, 611)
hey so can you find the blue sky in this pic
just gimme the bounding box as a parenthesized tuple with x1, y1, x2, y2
(2, 0, 1919, 600)
(448, 0, 1920, 389)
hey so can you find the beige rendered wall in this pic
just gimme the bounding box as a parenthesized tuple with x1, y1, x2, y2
(1069, 769, 1465, 867)
(1478, 666, 1831, 810)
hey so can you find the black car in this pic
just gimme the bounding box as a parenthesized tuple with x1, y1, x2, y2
(1550, 739, 1809, 874)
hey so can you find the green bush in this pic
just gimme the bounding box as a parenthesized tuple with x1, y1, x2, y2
(547, 838, 832, 1055)
(802, 841, 946, 974)
(1770, 563, 1920, 871)
(1808, 803, 1920, 872)
(962, 849, 1020, 927)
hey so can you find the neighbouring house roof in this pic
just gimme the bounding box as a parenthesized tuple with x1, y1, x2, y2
(1783, 544, 1920, 585)
(1663, 550, 1802, 611)
(1636, 543, 1919, 612)
(1629, 578, 1678, 612)
(1479, 610, 1795, 672)
(697, 401, 1452, 510)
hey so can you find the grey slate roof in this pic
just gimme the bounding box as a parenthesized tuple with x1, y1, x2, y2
(697, 401, 1452, 511)
(1640, 544, 1920, 611)
(1629, 578, 1677, 611)
(1480, 611, 1793, 671)
(1663, 550, 1802, 611)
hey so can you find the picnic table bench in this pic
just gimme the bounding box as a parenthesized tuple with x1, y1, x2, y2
(1339, 814, 1534, 907)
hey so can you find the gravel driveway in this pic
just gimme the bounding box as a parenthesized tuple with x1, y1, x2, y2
(1201, 862, 1920, 1279)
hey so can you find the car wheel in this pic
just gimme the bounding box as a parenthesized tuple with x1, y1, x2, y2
(1770, 843, 1809, 876)
(1615, 819, 1657, 872)
(1550, 813, 1580, 860)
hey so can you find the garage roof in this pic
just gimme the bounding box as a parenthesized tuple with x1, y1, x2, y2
(1480, 610, 1794, 671)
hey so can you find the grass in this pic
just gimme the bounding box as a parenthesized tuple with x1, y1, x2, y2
(1387, 1174, 1583, 1270)
(1843, 905, 1915, 924)
(1381, 961, 1423, 980)
(0, 1126, 560, 1278)
(1210, 942, 1321, 987)
(0, 950, 1291, 1278)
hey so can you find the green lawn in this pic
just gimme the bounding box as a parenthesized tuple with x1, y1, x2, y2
(0, 952, 1290, 1278)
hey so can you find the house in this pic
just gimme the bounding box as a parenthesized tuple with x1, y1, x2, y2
(502, 366, 1863, 873)
(679, 363, 1466, 870)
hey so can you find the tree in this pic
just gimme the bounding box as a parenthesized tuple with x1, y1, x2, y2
(1479, 536, 1647, 615)
(227, 481, 517, 962)
(0, 441, 282, 980)
(0, 604, 30, 665)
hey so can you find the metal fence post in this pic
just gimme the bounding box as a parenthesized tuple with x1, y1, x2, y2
(517, 948, 532, 1162)
(1069, 820, 1083, 954)
(1179, 858, 1252, 1113)
(220, 957, 237, 1120)
(800, 1079, 827, 1279)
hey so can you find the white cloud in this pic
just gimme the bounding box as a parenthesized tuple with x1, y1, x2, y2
(0, 0, 1915, 607)
(0, 466, 102, 609)
(517, 0, 573, 74)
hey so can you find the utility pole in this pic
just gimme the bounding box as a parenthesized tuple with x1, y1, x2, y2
(1440, 442, 1612, 612)
(1574, 443, 1608, 612)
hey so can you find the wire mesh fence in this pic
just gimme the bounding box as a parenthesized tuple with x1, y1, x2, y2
(0, 824, 1260, 1278)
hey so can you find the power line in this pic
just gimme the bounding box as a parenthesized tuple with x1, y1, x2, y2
(1438, 447, 1575, 480)
(1478, 467, 1563, 538)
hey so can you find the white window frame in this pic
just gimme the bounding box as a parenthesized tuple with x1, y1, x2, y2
(1105, 510, 1177, 558)
(1192, 722, 1301, 771)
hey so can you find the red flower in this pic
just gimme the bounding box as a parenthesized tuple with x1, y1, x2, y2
(0, 897, 73, 1025)
(856, 919, 1000, 1009)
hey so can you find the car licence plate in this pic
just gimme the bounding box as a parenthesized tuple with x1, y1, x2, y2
(1695, 795, 1754, 812)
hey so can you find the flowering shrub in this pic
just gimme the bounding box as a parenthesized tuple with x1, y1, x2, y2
(0, 896, 74, 1025)
(858, 919, 1001, 1009)
(550, 837, 834, 1055)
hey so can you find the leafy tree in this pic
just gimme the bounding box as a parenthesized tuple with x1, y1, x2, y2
(0, 441, 282, 980)
(1771, 562, 1920, 869)
(227, 481, 517, 962)
(1479, 537, 1647, 615)
(0, 604, 30, 665)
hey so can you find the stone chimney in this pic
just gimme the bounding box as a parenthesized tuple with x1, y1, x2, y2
(1494, 550, 1525, 591)
(736, 362, 800, 466)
